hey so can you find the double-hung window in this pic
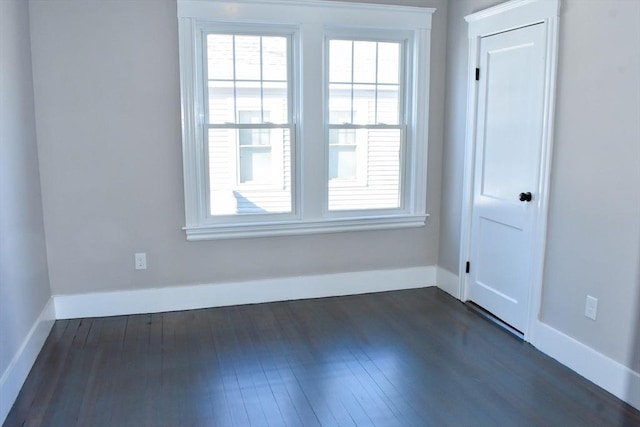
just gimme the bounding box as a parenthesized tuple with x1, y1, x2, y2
(178, 0, 434, 240)
(327, 36, 405, 211)
(205, 32, 293, 216)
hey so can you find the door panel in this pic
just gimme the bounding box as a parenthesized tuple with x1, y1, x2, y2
(481, 41, 542, 201)
(468, 23, 546, 332)
(476, 218, 522, 303)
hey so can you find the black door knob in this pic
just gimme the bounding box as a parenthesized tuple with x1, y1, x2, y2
(519, 192, 532, 202)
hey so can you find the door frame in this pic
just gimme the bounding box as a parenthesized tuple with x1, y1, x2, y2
(458, 0, 561, 341)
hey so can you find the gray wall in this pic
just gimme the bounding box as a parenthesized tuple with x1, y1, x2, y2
(438, 0, 503, 274)
(0, 0, 52, 377)
(28, 0, 447, 296)
(540, 0, 640, 369)
(441, 0, 640, 371)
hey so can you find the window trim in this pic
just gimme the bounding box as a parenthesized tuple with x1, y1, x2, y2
(178, 0, 433, 240)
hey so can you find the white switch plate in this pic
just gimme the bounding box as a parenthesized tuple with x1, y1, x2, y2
(134, 252, 147, 270)
(585, 295, 598, 320)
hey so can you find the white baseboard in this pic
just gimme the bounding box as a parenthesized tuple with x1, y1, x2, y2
(0, 298, 56, 424)
(54, 265, 436, 319)
(531, 321, 640, 411)
(436, 267, 460, 299)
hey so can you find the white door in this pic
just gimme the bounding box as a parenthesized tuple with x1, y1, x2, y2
(468, 23, 547, 332)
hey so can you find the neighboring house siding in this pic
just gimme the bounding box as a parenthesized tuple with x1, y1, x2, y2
(329, 129, 401, 211)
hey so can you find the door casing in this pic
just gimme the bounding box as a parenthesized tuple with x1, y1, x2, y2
(458, 0, 561, 342)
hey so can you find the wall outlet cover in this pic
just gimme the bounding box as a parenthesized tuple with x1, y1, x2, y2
(585, 295, 598, 320)
(134, 253, 147, 270)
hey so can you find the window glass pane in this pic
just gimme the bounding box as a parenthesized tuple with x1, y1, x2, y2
(376, 85, 400, 125)
(262, 37, 288, 81)
(238, 110, 263, 125)
(208, 81, 235, 124)
(352, 84, 376, 125)
(239, 129, 271, 146)
(206, 31, 292, 217)
(208, 128, 292, 215)
(208, 128, 235, 215)
(263, 81, 288, 124)
(328, 39, 402, 126)
(326, 37, 405, 210)
(328, 128, 401, 211)
(207, 34, 234, 80)
(234, 35, 261, 80)
(329, 40, 352, 83)
(207, 36, 289, 125)
(329, 128, 356, 145)
(235, 82, 262, 122)
(377, 42, 400, 84)
(329, 84, 352, 123)
(353, 41, 377, 83)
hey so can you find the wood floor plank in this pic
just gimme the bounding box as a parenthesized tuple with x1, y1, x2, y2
(5, 288, 640, 427)
(25, 320, 80, 425)
(2, 321, 71, 427)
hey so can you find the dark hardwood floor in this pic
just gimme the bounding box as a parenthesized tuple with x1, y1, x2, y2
(5, 287, 640, 426)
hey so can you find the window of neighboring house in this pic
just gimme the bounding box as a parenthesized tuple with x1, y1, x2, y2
(328, 110, 359, 181)
(238, 111, 272, 184)
(178, 0, 433, 239)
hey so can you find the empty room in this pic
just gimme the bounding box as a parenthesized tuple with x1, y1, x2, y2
(1, 0, 639, 425)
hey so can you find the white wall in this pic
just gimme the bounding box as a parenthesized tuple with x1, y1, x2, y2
(28, 0, 447, 296)
(441, 0, 640, 375)
(0, 0, 53, 419)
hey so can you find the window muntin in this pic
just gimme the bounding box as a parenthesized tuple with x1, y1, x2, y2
(327, 38, 405, 211)
(205, 33, 292, 216)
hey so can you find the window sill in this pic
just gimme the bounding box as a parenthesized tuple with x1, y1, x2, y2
(184, 214, 429, 241)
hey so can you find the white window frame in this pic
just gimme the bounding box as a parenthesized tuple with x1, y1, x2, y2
(178, 0, 433, 240)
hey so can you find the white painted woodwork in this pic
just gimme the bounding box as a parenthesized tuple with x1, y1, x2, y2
(468, 23, 546, 332)
(54, 266, 436, 319)
(459, 0, 561, 338)
(0, 300, 55, 424)
(177, 0, 433, 240)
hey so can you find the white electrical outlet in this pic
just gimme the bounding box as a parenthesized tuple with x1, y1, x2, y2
(585, 295, 598, 320)
(134, 252, 147, 270)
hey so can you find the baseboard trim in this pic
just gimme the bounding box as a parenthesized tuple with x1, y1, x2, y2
(0, 298, 55, 424)
(54, 266, 436, 320)
(436, 267, 460, 299)
(532, 321, 640, 411)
